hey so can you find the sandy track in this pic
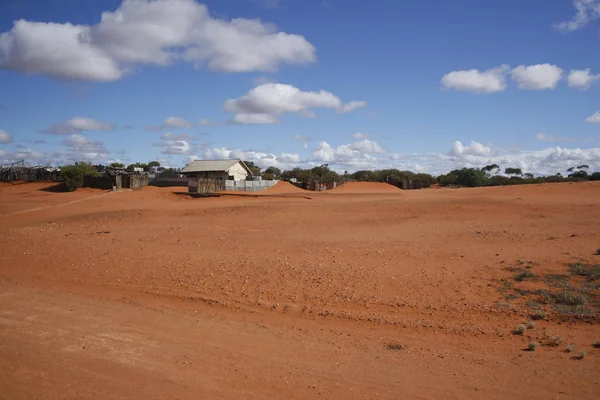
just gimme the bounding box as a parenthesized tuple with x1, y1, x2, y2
(1, 181, 599, 399)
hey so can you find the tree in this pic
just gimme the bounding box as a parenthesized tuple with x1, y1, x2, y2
(110, 162, 125, 168)
(481, 164, 500, 178)
(523, 173, 534, 179)
(60, 162, 99, 192)
(452, 168, 487, 187)
(505, 167, 522, 177)
(147, 161, 161, 169)
(264, 166, 281, 179)
(127, 162, 149, 172)
(589, 172, 600, 181)
(244, 161, 262, 176)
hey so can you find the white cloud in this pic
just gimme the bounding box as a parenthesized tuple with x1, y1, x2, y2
(441, 65, 509, 93)
(198, 118, 217, 126)
(148, 116, 195, 131)
(511, 64, 563, 90)
(0, 129, 12, 144)
(59, 133, 110, 161)
(586, 111, 600, 123)
(224, 83, 365, 124)
(337, 100, 367, 113)
(568, 69, 600, 89)
(161, 140, 193, 155)
(279, 153, 300, 163)
(352, 132, 369, 140)
(450, 140, 494, 157)
(0, 0, 316, 81)
(44, 117, 116, 134)
(350, 139, 386, 154)
(161, 132, 197, 141)
(312, 139, 387, 167)
(202, 147, 298, 169)
(536, 133, 557, 142)
(164, 116, 194, 129)
(232, 113, 279, 124)
(293, 134, 310, 142)
(555, 0, 600, 32)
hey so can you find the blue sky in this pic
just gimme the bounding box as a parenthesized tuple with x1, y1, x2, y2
(0, 0, 599, 174)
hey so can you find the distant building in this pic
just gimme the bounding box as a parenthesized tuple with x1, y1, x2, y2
(181, 159, 253, 181)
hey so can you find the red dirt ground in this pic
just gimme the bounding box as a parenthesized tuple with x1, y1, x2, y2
(1, 181, 599, 399)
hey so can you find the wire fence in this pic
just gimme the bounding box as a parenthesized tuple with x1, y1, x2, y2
(0, 160, 62, 182)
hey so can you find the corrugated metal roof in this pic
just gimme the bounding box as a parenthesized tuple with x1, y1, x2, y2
(181, 159, 248, 174)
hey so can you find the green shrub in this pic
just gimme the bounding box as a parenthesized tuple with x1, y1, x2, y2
(514, 270, 536, 281)
(593, 340, 600, 349)
(566, 344, 575, 353)
(548, 336, 561, 347)
(60, 163, 99, 192)
(528, 341, 539, 351)
(568, 263, 600, 280)
(514, 324, 527, 335)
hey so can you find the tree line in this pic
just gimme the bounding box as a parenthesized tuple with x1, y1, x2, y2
(58, 160, 599, 192)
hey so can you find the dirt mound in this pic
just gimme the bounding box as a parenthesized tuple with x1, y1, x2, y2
(260, 181, 309, 194)
(327, 182, 402, 194)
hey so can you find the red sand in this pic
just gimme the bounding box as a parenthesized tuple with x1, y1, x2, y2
(1, 181, 599, 399)
(259, 180, 310, 194)
(327, 181, 402, 193)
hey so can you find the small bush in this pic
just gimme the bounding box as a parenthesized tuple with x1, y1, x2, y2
(593, 340, 600, 349)
(531, 309, 547, 320)
(577, 350, 587, 360)
(548, 336, 561, 347)
(514, 324, 527, 335)
(566, 344, 575, 353)
(514, 270, 536, 282)
(387, 343, 404, 351)
(596, 248, 600, 256)
(528, 342, 539, 351)
(526, 320, 536, 329)
(568, 263, 600, 280)
(538, 289, 587, 306)
(60, 163, 99, 192)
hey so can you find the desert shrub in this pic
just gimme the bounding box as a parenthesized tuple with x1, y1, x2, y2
(514, 270, 536, 281)
(568, 263, 600, 280)
(531, 309, 547, 320)
(528, 342, 539, 351)
(577, 350, 587, 359)
(548, 336, 561, 347)
(527, 320, 536, 329)
(387, 343, 404, 351)
(566, 344, 575, 353)
(60, 163, 99, 192)
(544, 273, 570, 287)
(537, 289, 587, 306)
(514, 324, 527, 335)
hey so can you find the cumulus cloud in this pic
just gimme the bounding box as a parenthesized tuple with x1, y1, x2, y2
(441, 65, 509, 93)
(511, 64, 563, 90)
(568, 69, 600, 89)
(350, 139, 386, 154)
(312, 139, 387, 167)
(352, 132, 369, 140)
(43, 117, 116, 134)
(58, 134, 111, 161)
(160, 132, 197, 141)
(586, 111, 600, 123)
(555, 0, 600, 32)
(536, 133, 557, 142)
(337, 100, 367, 113)
(148, 116, 195, 131)
(0, 129, 12, 144)
(160, 140, 193, 155)
(449, 140, 494, 157)
(202, 146, 299, 169)
(232, 113, 279, 124)
(224, 83, 366, 124)
(198, 118, 217, 126)
(0, 0, 316, 81)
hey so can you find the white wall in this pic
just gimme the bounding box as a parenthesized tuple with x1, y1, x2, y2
(226, 162, 249, 181)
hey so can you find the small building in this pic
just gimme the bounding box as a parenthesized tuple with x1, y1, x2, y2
(181, 159, 253, 194)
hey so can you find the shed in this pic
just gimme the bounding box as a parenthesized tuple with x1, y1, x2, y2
(181, 159, 253, 181)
